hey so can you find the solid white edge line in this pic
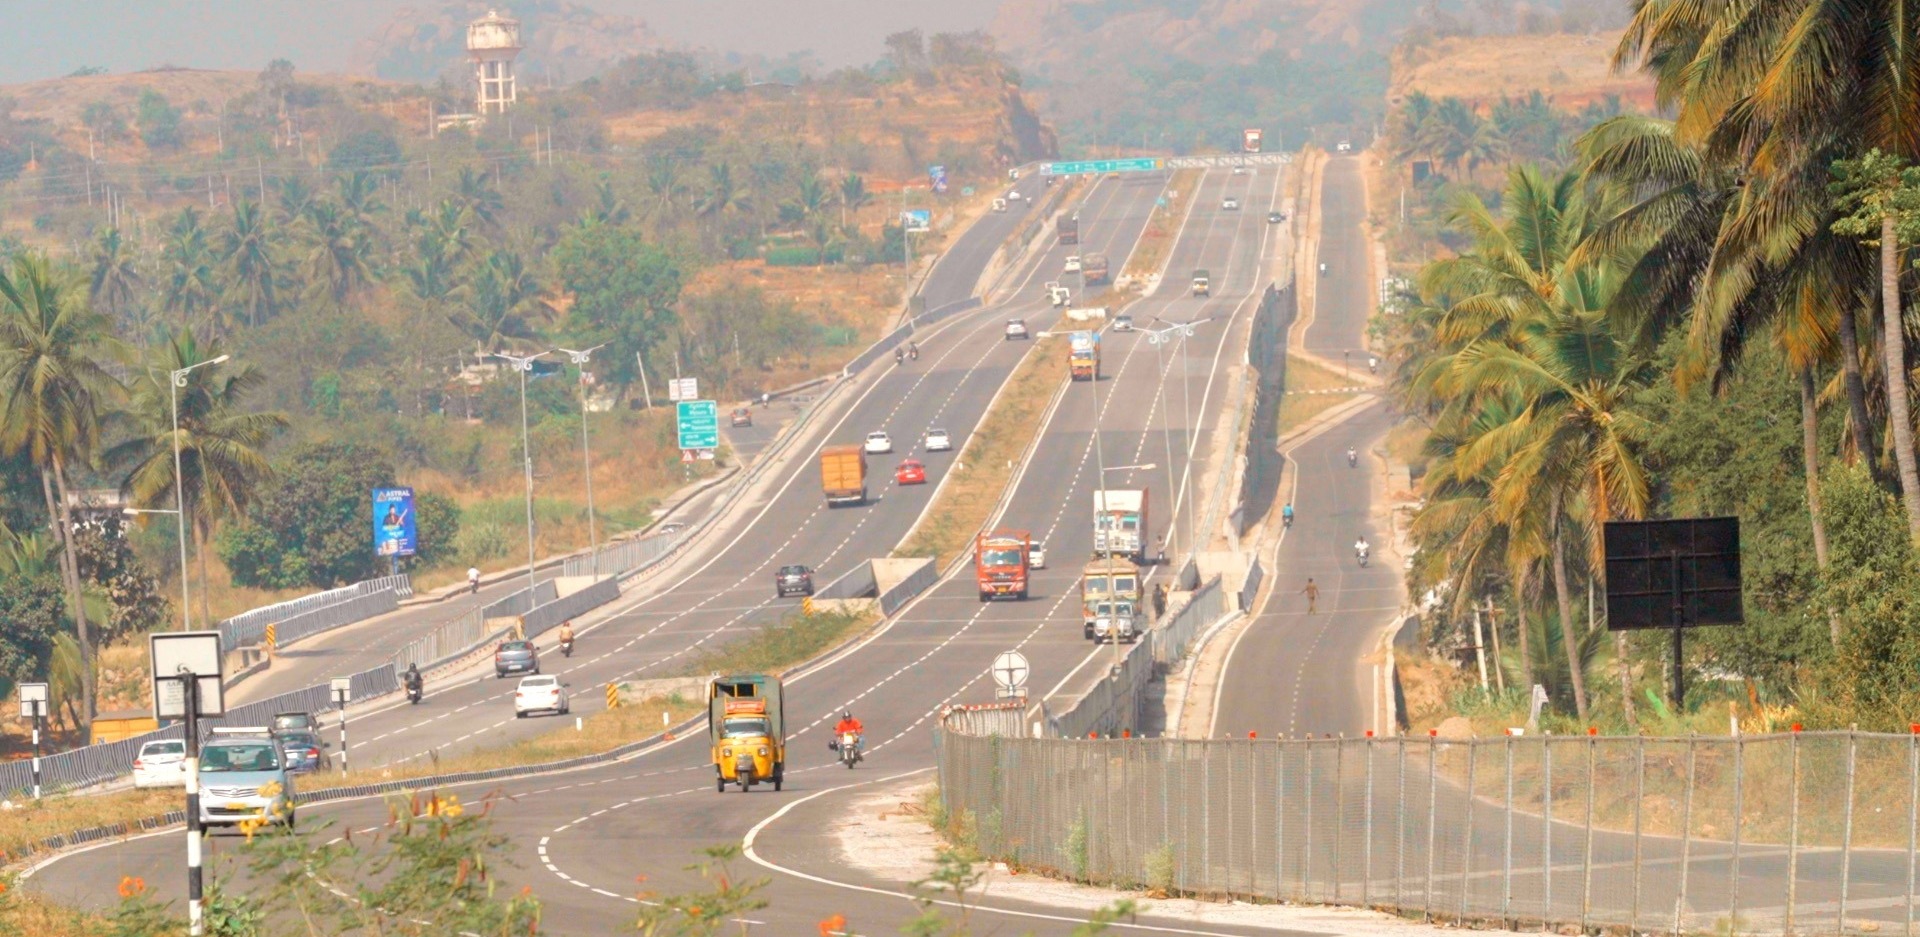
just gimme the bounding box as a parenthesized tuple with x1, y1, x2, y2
(739, 768, 1291, 936)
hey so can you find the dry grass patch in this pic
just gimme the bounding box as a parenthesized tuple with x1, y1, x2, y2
(1391, 32, 1655, 112)
(1278, 354, 1360, 435)
(895, 337, 1070, 568)
(674, 607, 878, 679)
(1122, 169, 1201, 282)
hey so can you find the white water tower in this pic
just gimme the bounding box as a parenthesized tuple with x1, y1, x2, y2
(468, 9, 522, 115)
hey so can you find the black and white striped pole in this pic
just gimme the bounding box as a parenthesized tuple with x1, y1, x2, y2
(331, 677, 352, 774)
(151, 631, 225, 937)
(18, 682, 47, 799)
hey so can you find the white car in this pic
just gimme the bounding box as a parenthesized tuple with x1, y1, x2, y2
(1008, 190, 1024, 200)
(1337, 140, 1353, 152)
(1063, 255, 1083, 273)
(925, 428, 953, 452)
(1222, 197, 1240, 210)
(1006, 319, 1031, 340)
(1031, 541, 1047, 569)
(1232, 166, 1248, 175)
(864, 431, 894, 454)
(1112, 315, 1134, 332)
(132, 739, 187, 788)
(514, 675, 570, 718)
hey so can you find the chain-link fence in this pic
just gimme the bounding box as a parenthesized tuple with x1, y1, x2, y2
(936, 726, 1920, 936)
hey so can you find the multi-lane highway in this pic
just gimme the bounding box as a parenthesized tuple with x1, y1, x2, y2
(28, 164, 1300, 936)
(1210, 152, 1398, 739)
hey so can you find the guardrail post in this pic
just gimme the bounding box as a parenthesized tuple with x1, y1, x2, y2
(1334, 739, 1346, 902)
(606, 683, 619, 709)
(1908, 726, 1919, 937)
(1425, 732, 1438, 921)
(1303, 740, 1315, 901)
(1396, 736, 1407, 910)
(1363, 733, 1375, 908)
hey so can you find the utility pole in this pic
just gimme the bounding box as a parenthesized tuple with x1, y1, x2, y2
(558, 345, 607, 575)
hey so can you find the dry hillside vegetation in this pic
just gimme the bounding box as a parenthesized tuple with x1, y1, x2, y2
(1392, 32, 1656, 112)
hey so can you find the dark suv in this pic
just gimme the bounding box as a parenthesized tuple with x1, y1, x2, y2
(494, 640, 540, 678)
(271, 712, 317, 735)
(775, 565, 815, 598)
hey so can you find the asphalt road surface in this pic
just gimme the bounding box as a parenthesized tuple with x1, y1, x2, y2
(1211, 152, 1395, 740)
(28, 166, 1297, 935)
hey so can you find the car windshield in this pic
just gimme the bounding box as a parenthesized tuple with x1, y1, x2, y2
(1095, 601, 1135, 617)
(868, 433, 887, 441)
(722, 716, 772, 739)
(930, 430, 948, 437)
(143, 741, 185, 756)
(983, 548, 1023, 567)
(779, 566, 807, 577)
(520, 677, 556, 689)
(202, 742, 279, 773)
(501, 642, 531, 653)
(1115, 575, 1138, 592)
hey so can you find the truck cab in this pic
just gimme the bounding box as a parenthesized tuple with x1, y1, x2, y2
(1191, 269, 1211, 297)
(1093, 489, 1150, 562)
(1081, 559, 1144, 642)
(975, 529, 1032, 600)
(709, 674, 785, 792)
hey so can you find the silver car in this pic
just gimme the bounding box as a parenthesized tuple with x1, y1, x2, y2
(199, 729, 296, 828)
(925, 428, 953, 452)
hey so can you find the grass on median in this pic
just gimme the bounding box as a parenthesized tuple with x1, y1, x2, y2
(894, 336, 1070, 569)
(1122, 168, 1202, 282)
(674, 607, 879, 679)
(1277, 353, 1360, 435)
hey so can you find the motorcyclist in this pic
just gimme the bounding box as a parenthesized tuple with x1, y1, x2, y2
(1355, 536, 1370, 564)
(895, 347, 905, 365)
(1347, 446, 1358, 467)
(467, 567, 480, 594)
(908, 341, 919, 360)
(1282, 503, 1294, 527)
(1368, 355, 1379, 374)
(833, 711, 865, 757)
(404, 663, 423, 700)
(558, 620, 575, 654)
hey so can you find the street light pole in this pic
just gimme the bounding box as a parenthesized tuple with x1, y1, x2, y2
(168, 354, 229, 629)
(557, 345, 607, 576)
(1150, 318, 1206, 562)
(492, 351, 547, 606)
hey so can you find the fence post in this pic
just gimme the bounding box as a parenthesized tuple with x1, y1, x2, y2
(1731, 733, 1743, 937)
(1249, 741, 1260, 897)
(1582, 733, 1595, 933)
(1908, 726, 1918, 937)
(1425, 734, 1438, 922)
(1202, 741, 1212, 895)
(1363, 734, 1375, 908)
(1397, 736, 1407, 910)
(1304, 741, 1316, 902)
(1786, 728, 1801, 935)
(1334, 739, 1346, 902)
(1542, 734, 1552, 932)
(1840, 729, 1857, 932)
(1276, 738, 1288, 900)
(1460, 741, 1477, 923)
(1674, 735, 1695, 937)
(1631, 735, 1645, 933)
(1503, 732, 1514, 928)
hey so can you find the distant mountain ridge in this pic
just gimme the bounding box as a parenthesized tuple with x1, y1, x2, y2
(349, 0, 666, 85)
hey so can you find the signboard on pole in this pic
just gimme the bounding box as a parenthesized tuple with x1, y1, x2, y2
(1040, 158, 1163, 177)
(150, 631, 225, 720)
(372, 487, 417, 558)
(668, 377, 699, 402)
(928, 165, 948, 193)
(901, 209, 931, 233)
(992, 650, 1030, 699)
(676, 400, 719, 453)
(18, 682, 47, 719)
(1243, 128, 1263, 152)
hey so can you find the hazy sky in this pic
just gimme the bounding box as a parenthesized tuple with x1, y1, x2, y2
(0, 0, 1005, 85)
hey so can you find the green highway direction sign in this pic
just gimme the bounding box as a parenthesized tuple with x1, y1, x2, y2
(676, 399, 719, 451)
(1040, 158, 1163, 176)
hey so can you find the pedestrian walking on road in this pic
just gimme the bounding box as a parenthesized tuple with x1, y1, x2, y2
(1301, 578, 1319, 614)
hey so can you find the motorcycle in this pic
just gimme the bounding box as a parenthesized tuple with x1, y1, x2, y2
(1357, 546, 1370, 568)
(909, 345, 919, 361)
(560, 636, 574, 658)
(406, 682, 423, 705)
(1283, 513, 1294, 529)
(831, 732, 863, 768)
(469, 578, 480, 595)
(1347, 449, 1358, 467)
(895, 349, 905, 366)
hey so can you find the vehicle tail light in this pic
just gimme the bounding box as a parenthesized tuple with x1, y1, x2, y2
(134, 759, 144, 769)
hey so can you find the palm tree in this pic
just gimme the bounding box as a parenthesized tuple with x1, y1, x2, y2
(0, 253, 121, 724)
(220, 199, 278, 328)
(456, 165, 504, 230)
(106, 329, 285, 629)
(88, 227, 143, 327)
(587, 177, 631, 227)
(302, 200, 374, 307)
(786, 174, 831, 228)
(695, 162, 752, 223)
(273, 176, 315, 226)
(456, 250, 551, 351)
(335, 171, 387, 232)
(645, 157, 688, 225)
(839, 173, 871, 229)
(160, 208, 219, 327)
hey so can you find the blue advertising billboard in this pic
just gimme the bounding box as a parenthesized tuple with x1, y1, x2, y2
(929, 164, 948, 193)
(901, 209, 932, 233)
(373, 487, 417, 558)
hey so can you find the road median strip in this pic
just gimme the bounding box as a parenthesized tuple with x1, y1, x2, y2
(894, 335, 1071, 570)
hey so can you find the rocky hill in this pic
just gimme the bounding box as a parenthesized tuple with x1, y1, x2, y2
(1391, 31, 1656, 112)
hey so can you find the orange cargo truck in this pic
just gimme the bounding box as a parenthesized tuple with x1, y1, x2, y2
(974, 529, 1032, 601)
(819, 444, 868, 506)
